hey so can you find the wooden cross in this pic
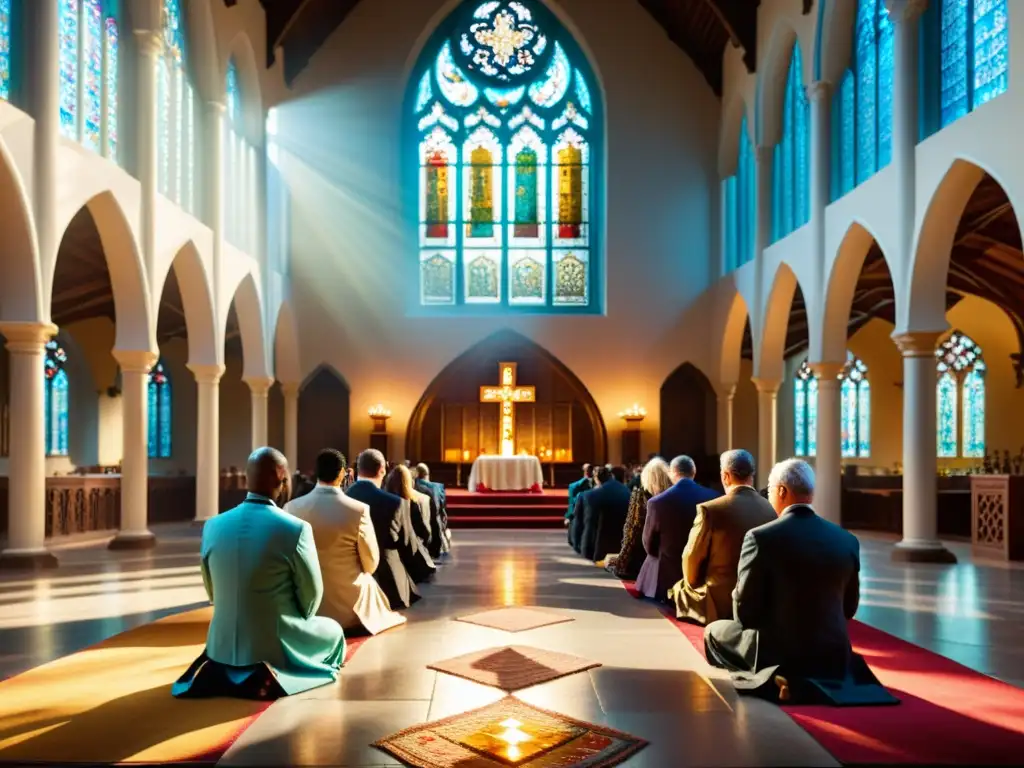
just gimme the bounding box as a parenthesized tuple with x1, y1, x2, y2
(480, 362, 536, 457)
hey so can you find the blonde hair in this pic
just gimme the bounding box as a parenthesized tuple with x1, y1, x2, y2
(384, 464, 415, 500)
(640, 457, 672, 496)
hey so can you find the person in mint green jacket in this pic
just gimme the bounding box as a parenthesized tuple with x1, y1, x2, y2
(173, 447, 345, 699)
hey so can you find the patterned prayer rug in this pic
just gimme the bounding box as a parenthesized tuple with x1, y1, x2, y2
(429, 645, 601, 692)
(373, 695, 646, 767)
(456, 606, 575, 632)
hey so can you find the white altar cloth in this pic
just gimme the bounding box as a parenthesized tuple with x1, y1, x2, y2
(467, 455, 544, 492)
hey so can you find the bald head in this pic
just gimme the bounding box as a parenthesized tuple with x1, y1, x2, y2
(247, 446, 291, 504)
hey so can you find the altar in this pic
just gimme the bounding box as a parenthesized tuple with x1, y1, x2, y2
(467, 455, 544, 492)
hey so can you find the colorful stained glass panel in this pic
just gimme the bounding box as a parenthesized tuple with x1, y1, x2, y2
(973, 0, 1009, 108)
(421, 250, 456, 304)
(464, 250, 501, 303)
(59, 0, 80, 140)
(807, 376, 818, 457)
(509, 250, 546, 304)
(858, 380, 871, 457)
(553, 249, 587, 305)
(794, 378, 807, 457)
(106, 17, 118, 159)
(463, 128, 502, 244)
(420, 129, 457, 246)
(962, 365, 985, 458)
(937, 372, 958, 457)
(0, 0, 12, 101)
(941, 0, 970, 126)
(876, 6, 893, 169)
(83, 0, 103, 152)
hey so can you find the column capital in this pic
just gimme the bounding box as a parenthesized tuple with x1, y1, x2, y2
(133, 29, 164, 58)
(188, 363, 226, 384)
(883, 0, 928, 24)
(280, 381, 301, 398)
(114, 349, 159, 373)
(245, 376, 276, 397)
(0, 322, 57, 353)
(751, 377, 781, 395)
(715, 383, 737, 401)
(808, 361, 845, 381)
(805, 80, 832, 104)
(892, 330, 943, 357)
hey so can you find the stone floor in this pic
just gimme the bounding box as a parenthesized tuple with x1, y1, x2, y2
(1, 525, 1023, 766)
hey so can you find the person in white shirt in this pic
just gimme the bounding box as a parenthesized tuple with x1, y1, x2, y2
(285, 449, 406, 636)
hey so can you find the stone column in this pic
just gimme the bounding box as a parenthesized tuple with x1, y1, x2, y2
(807, 81, 831, 292)
(109, 350, 158, 550)
(892, 332, 956, 562)
(809, 362, 844, 525)
(246, 376, 275, 450)
(0, 323, 58, 569)
(30, 0, 60, 273)
(754, 146, 773, 262)
(189, 364, 224, 523)
(716, 384, 736, 453)
(752, 378, 780, 487)
(134, 30, 162, 281)
(282, 382, 300, 468)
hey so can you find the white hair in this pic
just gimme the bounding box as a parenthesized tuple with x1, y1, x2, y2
(769, 458, 815, 497)
(640, 457, 672, 496)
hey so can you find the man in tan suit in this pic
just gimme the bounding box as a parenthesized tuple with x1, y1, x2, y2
(285, 449, 406, 636)
(670, 449, 776, 625)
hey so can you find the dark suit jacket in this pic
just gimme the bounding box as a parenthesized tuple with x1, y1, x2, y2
(345, 480, 419, 608)
(414, 478, 448, 558)
(579, 479, 632, 561)
(673, 485, 777, 624)
(634, 478, 718, 601)
(733, 504, 860, 680)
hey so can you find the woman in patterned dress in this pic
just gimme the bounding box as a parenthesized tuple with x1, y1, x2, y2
(605, 457, 672, 579)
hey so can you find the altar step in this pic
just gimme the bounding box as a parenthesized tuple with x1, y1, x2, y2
(445, 489, 569, 529)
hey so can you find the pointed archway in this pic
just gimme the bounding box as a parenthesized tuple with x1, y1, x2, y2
(406, 330, 607, 476)
(297, 364, 351, 473)
(659, 363, 717, 483)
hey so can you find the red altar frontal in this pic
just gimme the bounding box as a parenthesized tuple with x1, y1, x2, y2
(466, 455, 544, 493)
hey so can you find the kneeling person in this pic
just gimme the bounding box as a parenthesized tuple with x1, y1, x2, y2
(173, 447, 345, 699)
(285, 449, 406, 636)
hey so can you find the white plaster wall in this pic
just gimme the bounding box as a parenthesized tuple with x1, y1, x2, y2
(278, 0, 723, 461)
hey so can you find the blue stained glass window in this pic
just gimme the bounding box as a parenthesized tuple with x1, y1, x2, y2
(44, 340, 70, 457)
(148, 361, 172, 458)
(0, 0, 12, 101)
(772, 43, 809, 243)
(59, 0, 80, 140)
(795, 353, 870, 459)
(940, 0, 1008, 128)
(807, 377, 818, 456)
(936, 331, 985, 458)
(794, 376, 808, 456)
(159, 0, 195, 209)
(163, 0, 184, 61)
(839, 71, 855, 197)
(83, 0, 103, 152)
(855, 0, 877, 184)
(227, 58, 242, 126)
(973, 0, 1009, 108)
(726, 114, 755, 270)
(941, 0, 970, 125)
(105, 17, 118, 158)
(858, 380, 871, 457)
(876, 8, 894, 169)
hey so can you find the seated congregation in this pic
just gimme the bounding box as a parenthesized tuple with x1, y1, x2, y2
(172, 447, 450, 699)
(567, 450, 895, 706)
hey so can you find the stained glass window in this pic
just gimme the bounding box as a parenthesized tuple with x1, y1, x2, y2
(936, 330, 985, 458)
(412, 0, 599, 309)
(44, 340, 70, 457)
(794, 353, 870, 458)
(724, 114, 755, 271)
(159, 0, 196, 213)
(105, 17, 118, 158)
(772, 43, 809, 243)
(939, 0, 1008, 128)
(148, 361, 172, 458)
(59, 0, 79, 140)
(0, 0, 12, 101)
(82, 0, 103, 152)
(831, 0, 895, 200)
(227, 59, 241, 126)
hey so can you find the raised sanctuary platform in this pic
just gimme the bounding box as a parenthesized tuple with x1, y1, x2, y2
(446, 488, 568, 529)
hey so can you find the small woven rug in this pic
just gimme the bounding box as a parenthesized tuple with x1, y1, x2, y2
(429, 645, 601, 692)
(456, 606, 574, 633)
(373, 695, 646, 768)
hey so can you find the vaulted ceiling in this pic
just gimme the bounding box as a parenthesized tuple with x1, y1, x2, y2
(245, 0, 787, 95)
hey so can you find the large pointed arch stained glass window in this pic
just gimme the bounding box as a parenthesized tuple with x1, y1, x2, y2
(148, 361, 172, 458)
(411, 0, 600, 310)
(936, 330, 985, 458)
(772, 42, 809, 242)
(44, 340, 70, 457)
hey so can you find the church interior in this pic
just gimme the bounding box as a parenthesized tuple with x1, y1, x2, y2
(2, 0, 1024, 764)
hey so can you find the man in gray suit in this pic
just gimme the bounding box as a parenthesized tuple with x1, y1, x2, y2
(671, 449, 776, 625)
(704, 458, 893, 706)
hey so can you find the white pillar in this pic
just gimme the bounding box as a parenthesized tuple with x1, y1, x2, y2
(752, 378, 780, 488)
(807, 80, 831, 293)
(109, 350, 158, 550)
(134, 30, 162, 281)
(206, 101, 226, 296)
(754, 146, 773, 262)
(892, 332, 956, 562)
(246, 376, 275, 450)
(30, 0, 60, 274)
(282, 382, 299, 468)
(0, 323, 58, 569)
(810, 362, 844, 525)
(189, 364, 224, 523)
(716, 384, 736, 453)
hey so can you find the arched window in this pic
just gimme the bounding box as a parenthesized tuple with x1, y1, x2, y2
(148, 361, 172, 458)
(410, 0, 601, 310)
(724, 114, 756, 272)
(158, 0, 197, 214)
(224, 58, 257, 254)
(936, 331, 985, 458)
(44, 340, 70, 457)
(939, 0, 1008, 128)
(58, 0, 119, 158)
(794, 353, 871, 458)
(772, 42, 809, 242)
(0, 0, 10, 101)
(831, 0, 894, 201)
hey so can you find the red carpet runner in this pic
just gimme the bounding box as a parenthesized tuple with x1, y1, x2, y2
(622, 581, 1024, 764)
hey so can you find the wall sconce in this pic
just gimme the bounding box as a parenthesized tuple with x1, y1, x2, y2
(618, 404, 647, 424)
(368, 404, 391, 432)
